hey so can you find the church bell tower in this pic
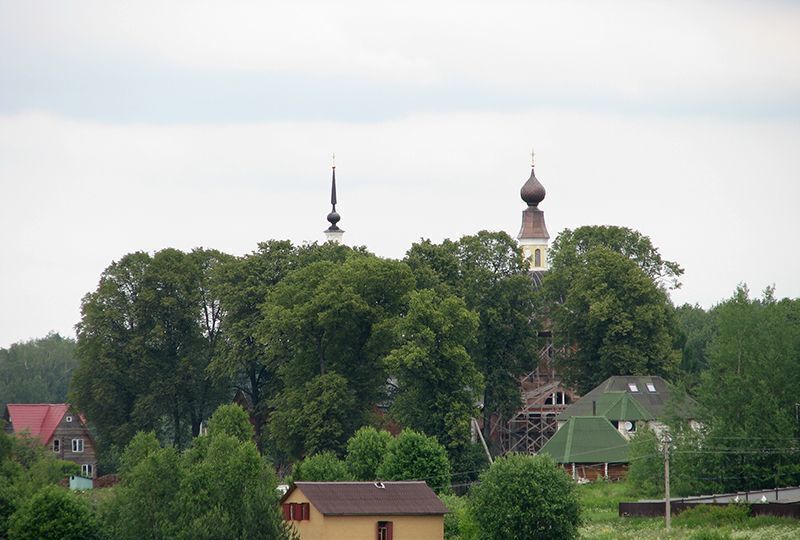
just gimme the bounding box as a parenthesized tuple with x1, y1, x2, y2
(517, 153, 550, 270)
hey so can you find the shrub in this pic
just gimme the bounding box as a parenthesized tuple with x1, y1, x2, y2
(440, 494, 478, 540)
(469, 454, 581, 540)
(673, 503, 750, 528)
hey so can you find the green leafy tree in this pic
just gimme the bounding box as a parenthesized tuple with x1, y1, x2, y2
(105, 445, 183, 540)
(262, 255, 415, 460)
(345, 426, 392, 481)
(206, 404, 254, 443)
(689, 286, 800, 492)
(0, 333, 77, 410)
(550, 246, 679, 393)
(469, 454, 580, 540)
(209, 241, 303, 449)
(106, 404, 294, 540)
(176, 434, 292, 540)
(7, 486, 102, 540)
(625, 426, 663, 497)
(385, 289, 482, 466)
(72, 248, 231, 452)
(292, 451, 352, 481)
(377, 429, 452, 494)
(545, 225, 683, 299)
(268, 373, 357, 461)
(674, 303, 717, 389)
(118, 431, 161, 477)
(405, 232, 539, 442)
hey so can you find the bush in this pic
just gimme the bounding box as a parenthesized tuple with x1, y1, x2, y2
(377, 429, 451, 494)
(469, 454, 581, 540)
(345, 427, 391, 481)
(440, 494, 478, 540)
(7, 485, 102, 540)
(293, 451, 352, 481)
(673, 503, 750, 528)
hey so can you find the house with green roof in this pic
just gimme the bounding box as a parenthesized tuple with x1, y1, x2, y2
(538, 416, 630, 481)
(556, 375, 699, 440)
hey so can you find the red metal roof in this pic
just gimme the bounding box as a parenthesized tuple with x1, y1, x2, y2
(5, 404, 70, 444)
(284, 482, 449, 516)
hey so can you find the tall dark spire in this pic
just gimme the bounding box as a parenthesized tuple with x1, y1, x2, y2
(324, 155, 344, 243)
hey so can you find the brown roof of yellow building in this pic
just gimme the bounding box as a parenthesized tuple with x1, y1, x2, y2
(283, 481, 449, 516)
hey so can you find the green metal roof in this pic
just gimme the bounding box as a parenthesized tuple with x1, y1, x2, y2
(538, 417, 629, 464)
(557, 376, 697, 421)
(596, 392, 654, 421)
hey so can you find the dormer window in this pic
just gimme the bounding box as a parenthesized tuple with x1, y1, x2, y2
(628, 383, 639, 392)
(646, 383, 657, 393)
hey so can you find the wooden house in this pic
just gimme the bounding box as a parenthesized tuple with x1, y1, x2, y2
(280, 481, 448, 540)
(3, 404, 97, 478)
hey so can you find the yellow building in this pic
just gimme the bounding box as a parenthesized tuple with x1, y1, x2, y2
(280, 481, 448, 540)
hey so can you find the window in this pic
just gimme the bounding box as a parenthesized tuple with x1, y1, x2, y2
(81, 463, 93, 477)
(65, 415, 73, 423)
(646, 383, 657, 393)
(627, 383, 639, 392)
(52, 439, 60, 452)
(377, 521, 393, 540)
(281, 503, 309, 521)
(534, 249, 542, 267)
(72, 439, 84, 453)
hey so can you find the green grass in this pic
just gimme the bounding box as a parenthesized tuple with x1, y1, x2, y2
(576, 481, 800, 539)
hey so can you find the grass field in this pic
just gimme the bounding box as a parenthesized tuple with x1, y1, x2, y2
(577, 481, 800, 539)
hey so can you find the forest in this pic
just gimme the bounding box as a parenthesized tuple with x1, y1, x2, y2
(1, 225, 798, 539)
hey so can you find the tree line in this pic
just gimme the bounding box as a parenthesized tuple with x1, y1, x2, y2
(4, 224, 796, 498)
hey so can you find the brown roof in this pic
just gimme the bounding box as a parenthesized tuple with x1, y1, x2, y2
(518, 207, 549, 240)
(284, 482, 449, 516)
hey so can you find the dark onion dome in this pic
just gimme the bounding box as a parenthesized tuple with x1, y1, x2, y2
(326, 209, 341, 230)
(520, 166, 546, 207)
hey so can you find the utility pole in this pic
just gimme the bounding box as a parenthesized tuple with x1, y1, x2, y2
(664, 434, 672, 531)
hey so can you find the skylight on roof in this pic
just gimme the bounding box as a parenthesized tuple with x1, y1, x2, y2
(628, 383, 639, 392)
(646, 383, 657, 393)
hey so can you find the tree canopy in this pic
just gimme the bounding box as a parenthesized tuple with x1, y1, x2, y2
(385, 289, 482, 466)
(687, 286, 800, 492)
(377, 429, 452, 494)
(72, 248, 231, 453)
(0, 333, 77, 410)
(549, 246, 679, 393)
(405, 231, 539, 440)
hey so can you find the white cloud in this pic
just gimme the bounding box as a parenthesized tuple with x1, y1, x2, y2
(1, 109, 798, 346)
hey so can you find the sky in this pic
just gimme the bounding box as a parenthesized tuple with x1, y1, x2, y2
(1, 0, 799, 348)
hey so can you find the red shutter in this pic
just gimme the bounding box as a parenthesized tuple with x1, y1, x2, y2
(282, 504, 291, 521)
(386, 521, 393, 540)
(301, 503, 310, 520)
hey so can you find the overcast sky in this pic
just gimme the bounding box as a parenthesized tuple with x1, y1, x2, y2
(1, 1, 799, 348)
